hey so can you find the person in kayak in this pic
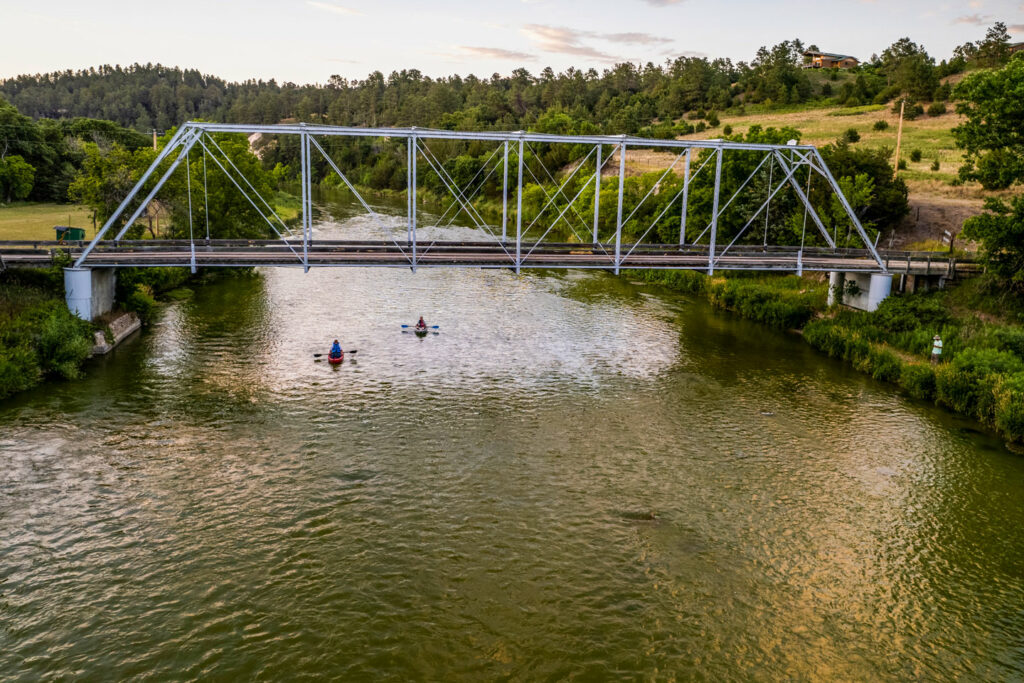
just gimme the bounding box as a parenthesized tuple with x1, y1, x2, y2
(416, 316, 426, 330)
(329, 339, 342, 359)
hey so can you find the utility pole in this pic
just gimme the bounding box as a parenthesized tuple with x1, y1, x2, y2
(893, 99, 905, 179)
(152, 129, 158, 150)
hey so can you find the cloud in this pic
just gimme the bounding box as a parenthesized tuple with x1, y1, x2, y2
(641, 0, 685, 5)
(522, 25, 622, 61)
(455, 46, 537, 61)
(1011, 24, 1024, 32)
(306, 1, 361, 16)
(953, 13, 991, 25)
(602, 32, 673, 46)
(521, 24, 674, 61)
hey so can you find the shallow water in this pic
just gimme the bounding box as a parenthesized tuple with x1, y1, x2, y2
(1, 204, 1023, 680)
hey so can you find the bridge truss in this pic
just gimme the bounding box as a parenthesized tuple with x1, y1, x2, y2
(72, 122, 888, 274)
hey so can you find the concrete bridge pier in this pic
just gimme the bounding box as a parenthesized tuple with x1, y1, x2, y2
(64, 267, 116, 321)
(827, 271, 893, 312)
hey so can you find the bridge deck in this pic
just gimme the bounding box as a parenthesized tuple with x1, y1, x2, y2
(0, 240, 978, 275)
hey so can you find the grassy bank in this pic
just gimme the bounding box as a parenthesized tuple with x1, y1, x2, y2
(630, 270, 1024, 446)
(0, 202, 95, 240)
(0, 265, 94, 400)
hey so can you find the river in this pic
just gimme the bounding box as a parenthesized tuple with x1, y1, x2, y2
(2, 197, 1023, 680)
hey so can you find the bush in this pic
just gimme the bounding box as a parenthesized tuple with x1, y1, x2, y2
(844, 127, 860, 143)
(927, 101, 947, 117)
(873, 120, 889, 131)
(695, 121, 706, 133)
(910, 149, 922, 162)
(0, 282, 94, 399)
(706, 112, 720, 127)
(723, 125, 733, 136)
(868, 349, 903, 383)
(123, 284, 158, 323)
(898, 159, 908, 170)
(935, 348, 1024, 422)
(931, 159, 940, 172)
(36, 304, 93, 379)
(994, 373, 1024, 443)
(900, 363, 937, 400)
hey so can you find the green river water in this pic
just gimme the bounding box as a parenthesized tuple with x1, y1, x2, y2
(1, 199, 1023, 680)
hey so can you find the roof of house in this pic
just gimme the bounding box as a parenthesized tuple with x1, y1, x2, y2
(803, 51, 859, 61)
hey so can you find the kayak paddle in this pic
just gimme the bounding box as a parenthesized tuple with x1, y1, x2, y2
(401, 324, 440, 329)
(313, 350, 358, 357)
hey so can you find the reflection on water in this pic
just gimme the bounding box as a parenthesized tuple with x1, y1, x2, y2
(1, 200, 1023, 680)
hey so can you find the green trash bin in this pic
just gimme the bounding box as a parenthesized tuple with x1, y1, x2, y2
(55, 226, 87, 241)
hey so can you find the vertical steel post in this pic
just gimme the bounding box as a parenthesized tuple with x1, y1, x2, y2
(614, 141, 626, 274)
(411, 134, 417, 270)
(186, 146, 196, 273)
(502, 141, 509, 243)
(708, 147, 723, 276)
(593, 144, 601, 244)
(515, 136, 524, 274)
(763, 153, 772, 248)
(300, 131, 309, 271)
(407, 136, 412, 243)
(679, 148, 691, 246)
(202, 145, 210, 242)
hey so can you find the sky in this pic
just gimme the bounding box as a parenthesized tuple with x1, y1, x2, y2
(2, 0, 1023, 84)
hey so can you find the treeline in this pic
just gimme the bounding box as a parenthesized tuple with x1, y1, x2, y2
(0, 97, 149, 203)
(1, 24, 1016, 136)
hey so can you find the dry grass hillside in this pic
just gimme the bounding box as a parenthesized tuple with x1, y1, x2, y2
(596, 102, 1013, 248)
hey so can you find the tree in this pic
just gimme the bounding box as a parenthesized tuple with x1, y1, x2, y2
(880, 38, 938, 99)
(962, 197, 1024, 292)
(0, 155, 35, 202)
(976, 22, 1012, 68)
(953, 54, 1024, 189)
(69, 129, 280, 240)
(954, 54, 1024, 293)
(820, 140, 909, 230)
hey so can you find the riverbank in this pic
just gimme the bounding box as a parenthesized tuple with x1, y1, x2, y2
(629, 269, 1024, 447)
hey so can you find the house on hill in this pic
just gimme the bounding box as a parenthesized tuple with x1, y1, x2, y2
(803, 51, 859, 69)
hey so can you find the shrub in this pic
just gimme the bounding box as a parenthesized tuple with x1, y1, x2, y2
(927, 101, 947, 117)
(873, 120, 889, 131)
(868, 349, 904, 383)
(36, 304, 93, 380)
(898, 159, 908, 170)
(936, 348, 1024, 422)
(900, 363, 937, 400)
(0, 346, 41, 400)
(994, 373, 1024, 443)
(723, 125, 733, 136)
(695, 122, 706, 133)
(844, 127, 861, 143)
(910, 149, 922, 162)
(706, 112, 720, 127)
(123, 284, 158, 323)
(931, 159, 940, 172)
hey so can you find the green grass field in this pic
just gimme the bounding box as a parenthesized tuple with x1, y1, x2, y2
(0, 203, 95, 241)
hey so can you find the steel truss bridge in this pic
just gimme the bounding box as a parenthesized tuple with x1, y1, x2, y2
(8, 123, 903, 274)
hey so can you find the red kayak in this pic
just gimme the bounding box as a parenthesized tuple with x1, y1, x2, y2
(328, 352, 344, 365)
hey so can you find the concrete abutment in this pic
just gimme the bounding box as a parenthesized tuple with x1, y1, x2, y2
(64, 267, 116, 321)
(827, 271, 894, 312)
